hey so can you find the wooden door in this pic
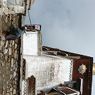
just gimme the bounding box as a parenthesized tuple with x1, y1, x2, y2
(72, 58, 93, 95)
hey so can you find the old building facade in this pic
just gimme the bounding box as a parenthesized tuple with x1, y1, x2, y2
(0, 15, 21, 95)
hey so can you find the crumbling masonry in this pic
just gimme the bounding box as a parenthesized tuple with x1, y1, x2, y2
(0, 15, 21, 95)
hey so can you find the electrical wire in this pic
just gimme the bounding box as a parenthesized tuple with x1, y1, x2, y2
(27, 9, 32, 25)
(31, 0, 35, 5)
(28, 0, 35, 10)
(27, 0, 36, 25)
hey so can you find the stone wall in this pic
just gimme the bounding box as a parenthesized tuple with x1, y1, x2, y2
(0, 15, 21, 95)
(0, 39, 20, 95)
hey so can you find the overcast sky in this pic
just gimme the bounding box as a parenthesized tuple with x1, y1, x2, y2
(25, 0, 95, 62)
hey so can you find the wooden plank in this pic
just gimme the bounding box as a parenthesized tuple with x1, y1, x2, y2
(28, 76, 36, 95)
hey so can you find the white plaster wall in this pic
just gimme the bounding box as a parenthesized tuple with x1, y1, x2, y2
(23, 55, 72, 90)
(92, 75, 95, 95)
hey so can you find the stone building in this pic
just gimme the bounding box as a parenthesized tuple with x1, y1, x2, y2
(0, 15, 22, 95)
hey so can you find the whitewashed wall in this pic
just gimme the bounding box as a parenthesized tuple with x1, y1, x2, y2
(92, 75, 95, 95)
(23, 55, 72, 90)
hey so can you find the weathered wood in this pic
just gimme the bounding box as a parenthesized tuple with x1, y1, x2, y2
(27, 76, 36, 95)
